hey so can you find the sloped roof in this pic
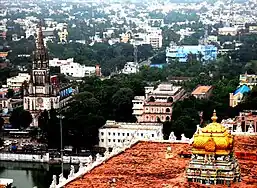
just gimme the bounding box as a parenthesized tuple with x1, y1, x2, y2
(192, 85, 212, 95)
(65, 137, 257, 188)
(234, 85, 251, 95)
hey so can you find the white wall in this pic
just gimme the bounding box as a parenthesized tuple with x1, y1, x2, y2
(49, 58, 74, 67)
(0, 153, 49, 163)
(98, 123, 163, 149)
(60, 62, 95, 78)
(122, 62, 139, 74)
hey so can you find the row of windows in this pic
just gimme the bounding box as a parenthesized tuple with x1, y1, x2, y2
(101, 132, 153, 137)
(101, 133, 156, 143)
(145, 115, 170, 121)
(133, 102, 143, 105)
(145, 107, 171, 113)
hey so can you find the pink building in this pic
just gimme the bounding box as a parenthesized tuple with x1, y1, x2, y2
(132, 83, 185, 123)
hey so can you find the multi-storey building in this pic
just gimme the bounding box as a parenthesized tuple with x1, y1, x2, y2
(218, 27, 238, 36)
(132, 83, 185, 123)
(249, 26, 257, 34)
(229, 73, 257, 107)
(58, 28, 68, 43)
(49, 58, 99, 77)
(6, 73, 30, 89)
(229, 85, 250, 107)
(239, 73, 257, 89)
(98, 120, 163, 149)
(60, 63, 96, 77)
(166, 44, 217, 63)
(147, 33, 162, 49)
(23, 25, 72, 126)
(121, 62, 139, 74)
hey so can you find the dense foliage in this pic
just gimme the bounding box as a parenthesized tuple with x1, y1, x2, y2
(35, 51, 255, 149)
(47, 42, 153, 76)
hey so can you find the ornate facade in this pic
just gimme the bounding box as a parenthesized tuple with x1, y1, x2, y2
(186, 110, 241, 185)
(23, 24, 60, 126)
(132, 83, 185, 123)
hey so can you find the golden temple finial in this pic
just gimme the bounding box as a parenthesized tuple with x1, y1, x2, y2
(211, 110, 218, 122)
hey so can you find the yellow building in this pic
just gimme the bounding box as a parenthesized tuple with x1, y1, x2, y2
(186, 110, 241, 185)
(229, 85, 251, 107)
(58, 29, 68, 43)
(120, 32, 132, 43)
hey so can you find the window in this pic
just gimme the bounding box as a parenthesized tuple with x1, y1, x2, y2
(101, 132, 104, 136)
(122, 133, 125, 136)
(113, 132, 115, 136)
(141, 133, 143, 137)
(101, 139, 104, 142)
(113, 139, 115, 142)
(127, 133, 129, 136)
(166, 108, 171, 113)
(149, 96, 155, 102)
(118, 139, 120, 143)
(108, 139, 111, 142)
(108, 132, 111, 136)
(118, 133, 120, 136)
(152, 134, 154, 137)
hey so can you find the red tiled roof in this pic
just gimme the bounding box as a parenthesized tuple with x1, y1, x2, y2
(192, 86, 212, 95)
(65, 136, 257, 188)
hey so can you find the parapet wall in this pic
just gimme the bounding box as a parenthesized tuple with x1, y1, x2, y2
(0, 153, 49, 163)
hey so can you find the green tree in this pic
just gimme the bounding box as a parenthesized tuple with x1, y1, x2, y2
(6, 89, 14, 98)
(112, 88, 135, 122)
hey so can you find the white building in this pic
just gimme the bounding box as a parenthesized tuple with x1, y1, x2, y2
(146, 33, 163, 49)
(49, 58, 74, 67)
(25, 28, 36, 39)
(98, 120, 163, 149)
(130, 28, 163, 49)
(7, 73, 30, 89)
(49, 58, 96, 77)
(132, 96, 145, 122)
(61, 63, 96, 77)
(218, 27, 238, 36)
(122, 62, 139, 74)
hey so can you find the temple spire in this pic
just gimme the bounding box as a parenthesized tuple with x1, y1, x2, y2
(211, 109, 218, 122)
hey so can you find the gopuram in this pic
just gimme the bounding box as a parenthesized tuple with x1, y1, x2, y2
(186, 110, 241, 186)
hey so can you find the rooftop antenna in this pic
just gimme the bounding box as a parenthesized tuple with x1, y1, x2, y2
(229, 0, 235, 27)
(204, 25, 209, 45)
(90, 1, 96, 36)
(133, 45, 138, 64)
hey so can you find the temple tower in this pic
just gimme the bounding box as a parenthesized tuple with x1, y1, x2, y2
(186, 110, 241, 185)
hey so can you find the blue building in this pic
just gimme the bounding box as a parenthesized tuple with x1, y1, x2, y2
(166, 45, 217, 63)
(150, 64, 167, 69)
